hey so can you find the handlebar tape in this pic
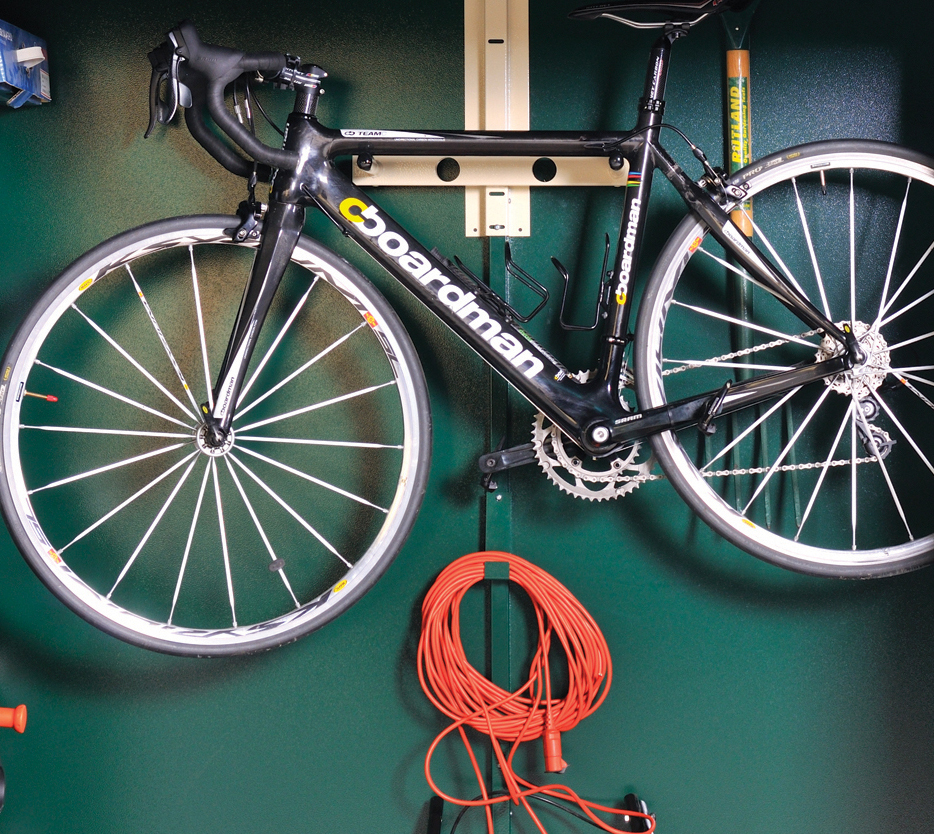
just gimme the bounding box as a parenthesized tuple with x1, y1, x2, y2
(183, 81, 273, 181)
(171, 21, 298, 172)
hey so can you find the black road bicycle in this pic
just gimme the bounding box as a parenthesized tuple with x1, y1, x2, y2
(4, 0, 934, 655)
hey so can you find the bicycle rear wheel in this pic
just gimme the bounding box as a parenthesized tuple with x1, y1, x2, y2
(635, 141, 934, 576)
(0, 215, 430, 654)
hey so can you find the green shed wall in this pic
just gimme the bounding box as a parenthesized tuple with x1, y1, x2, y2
(0, 1, 932, 832)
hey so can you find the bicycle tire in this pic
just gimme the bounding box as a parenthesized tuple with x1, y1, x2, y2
(0, 215, 431, 654)
(634, 140, 934, 577)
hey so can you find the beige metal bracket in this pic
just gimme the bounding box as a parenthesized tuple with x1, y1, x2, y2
(353, 156, 630, 188)
(350, 1, 628, 235)
(464, 0, 529, 236)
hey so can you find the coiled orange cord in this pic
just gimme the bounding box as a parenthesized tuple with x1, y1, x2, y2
(418, 551, 654, 834)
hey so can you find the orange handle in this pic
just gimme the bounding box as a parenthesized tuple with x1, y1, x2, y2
(0, 705, 27, 733)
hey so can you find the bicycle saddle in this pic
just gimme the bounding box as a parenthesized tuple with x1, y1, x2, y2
(571, 0, 753, 24)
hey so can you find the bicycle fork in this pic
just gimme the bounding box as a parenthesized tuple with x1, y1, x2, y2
(201, 200, 305, 446)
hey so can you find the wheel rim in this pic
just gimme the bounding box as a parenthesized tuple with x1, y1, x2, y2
(637, 145, 934, 574)
(1, 220, 427, 652)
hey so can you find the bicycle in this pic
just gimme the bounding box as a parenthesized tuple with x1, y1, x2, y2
(3, 0, 934, 656)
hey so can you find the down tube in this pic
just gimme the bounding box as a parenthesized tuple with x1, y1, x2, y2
(314, 178, 597, 436)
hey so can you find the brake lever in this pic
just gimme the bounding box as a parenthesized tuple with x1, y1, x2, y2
(144, 35, 192, 137)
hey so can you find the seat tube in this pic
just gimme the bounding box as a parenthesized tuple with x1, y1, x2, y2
(599, 31, 677, 387)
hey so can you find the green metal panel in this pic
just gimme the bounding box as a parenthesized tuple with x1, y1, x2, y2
(0, 1, 932, 833)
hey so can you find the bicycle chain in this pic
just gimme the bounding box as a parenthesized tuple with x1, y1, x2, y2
(661, 329, 821, 376)
(597, 454, 880, 485)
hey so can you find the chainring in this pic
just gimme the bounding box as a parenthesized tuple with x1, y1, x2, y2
(531, 372, 656, 501)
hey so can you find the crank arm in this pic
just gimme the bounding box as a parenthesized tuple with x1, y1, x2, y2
(478, 442, 537, 475)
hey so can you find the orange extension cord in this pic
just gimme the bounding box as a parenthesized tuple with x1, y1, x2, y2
(418, 551, 655, 834)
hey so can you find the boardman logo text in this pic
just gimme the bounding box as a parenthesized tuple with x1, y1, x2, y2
(339, 197, 544, 379)
(615, 197, 642, 305)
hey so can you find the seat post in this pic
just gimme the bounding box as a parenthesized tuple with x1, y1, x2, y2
(636, 25, 687, 131)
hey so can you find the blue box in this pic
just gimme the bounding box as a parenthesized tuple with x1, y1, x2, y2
(0, 21, 50, 108)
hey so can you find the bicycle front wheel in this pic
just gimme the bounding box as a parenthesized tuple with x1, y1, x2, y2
(0, 216, 430, 654)
(635, 141, 934, 576)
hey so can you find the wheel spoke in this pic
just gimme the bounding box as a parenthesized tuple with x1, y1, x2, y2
(671, 299, 818, 347)
(108, 454, 202, 599)
(235, 380, 397, 433)
(894, 375, 934, 411)
(850, 406, 858, 550)
(744, 207, 811, 300)
(189, 246, 215, 412)
(795, 400, 853, 542)
(34, 360, 194, 430)
(877, 178, 911, 324)
(29, 441, 188, 495)
(235, 443, 389, 512)
(791, 177, 832, 319)
(664, 358, 793, 373)
(235, 322, 365, 420)
(223, 457, 301, 608)
(697, 245, 762, 283)
(21, 425, 190, 439)
(169, 460, 212, 625)
(211, 458, 238, 628)
(236, 280, 317, 408)
(853, 394, 913, 542)
(849, 169, 857, 326)
(701, 387, 799, 472)
(879, 284, 934, 329)
(878, 238, 934, 322)
(887, 329, 934, 352)
(871, 390, 934, 477)
(126, 264, 203, 417)
(741, 384, 833, 515)
(59, 450, 199, 553)
(237, 434, 402, 450)
(228, 452, 351, 567)
(70, 303, 197, 421)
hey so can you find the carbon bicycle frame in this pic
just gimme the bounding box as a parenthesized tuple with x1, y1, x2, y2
(208, 27, 859, 456)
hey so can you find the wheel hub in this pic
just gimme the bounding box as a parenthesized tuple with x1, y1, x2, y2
(196, 423, 235, 457)
(817, 321, 890, 399)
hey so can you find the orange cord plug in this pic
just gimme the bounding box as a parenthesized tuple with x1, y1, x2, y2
(0, 705, 27, 734)
(542, 725, 567, 774)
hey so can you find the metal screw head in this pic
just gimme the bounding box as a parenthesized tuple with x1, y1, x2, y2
(590, 426, 610, 445)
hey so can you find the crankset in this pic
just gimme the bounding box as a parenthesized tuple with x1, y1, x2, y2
(531, 413, 656, 501)
(528, 369, 656, 501)
(477, 369, 657, 499)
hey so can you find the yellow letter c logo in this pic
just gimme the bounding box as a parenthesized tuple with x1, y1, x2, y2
(339, 197, 369, 223)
